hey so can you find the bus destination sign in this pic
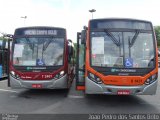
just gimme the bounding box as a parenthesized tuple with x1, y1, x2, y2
(24, 30, 57, 35)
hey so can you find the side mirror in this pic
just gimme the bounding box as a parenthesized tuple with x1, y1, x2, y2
(68, 39, 74, 62)
(81, 30, 86, 44)
(157, 48, 160, 57)
(68, 45, 73, 56)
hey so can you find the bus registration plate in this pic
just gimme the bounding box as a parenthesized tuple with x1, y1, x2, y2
(32, 84, 42, 88)
(117, 90, 130, 95)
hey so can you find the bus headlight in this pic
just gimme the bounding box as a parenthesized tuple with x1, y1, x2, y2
(145, 73, 158, 85)
(88, 72, 102, 84)
(10, 71, 20, 80)
(10, 71, 15, 76)
(54, 71, 65, 80)
(60, 71, 64, 75)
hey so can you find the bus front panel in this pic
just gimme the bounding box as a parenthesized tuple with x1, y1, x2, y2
(85, 19, 158, 95)
(10, 27, 69, 89)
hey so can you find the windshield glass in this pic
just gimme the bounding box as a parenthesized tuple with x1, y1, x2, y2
(91, 31, 155, 68)
(13, 37, 64, 66)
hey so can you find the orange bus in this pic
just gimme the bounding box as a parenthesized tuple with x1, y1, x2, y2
(76, 18, 158, 95)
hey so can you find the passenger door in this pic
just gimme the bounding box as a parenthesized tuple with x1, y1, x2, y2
(75, 31, 86, 90)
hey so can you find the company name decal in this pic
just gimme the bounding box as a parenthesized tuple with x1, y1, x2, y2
(21, 76, 32, 79)
(111, 69, 136, 73)
(26, 67, 46, 70)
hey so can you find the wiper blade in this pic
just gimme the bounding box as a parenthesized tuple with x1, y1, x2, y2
(43, 38, 54, 51)
(148, 56, 155, 67)
(26, 37, 34, 51)
(129, 30, 140, 48)
(104, 29, 120, 46)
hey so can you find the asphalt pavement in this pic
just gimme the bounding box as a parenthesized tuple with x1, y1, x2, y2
(0, 71, 160, 114)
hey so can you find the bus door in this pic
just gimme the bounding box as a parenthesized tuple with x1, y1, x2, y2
(68, 39, 75, 84)
(76, 31, 86, 90)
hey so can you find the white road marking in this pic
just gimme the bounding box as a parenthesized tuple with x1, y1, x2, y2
(0, 89, 18, 93)
(0, 80, 7, 82)
(67, 95, 84, 98)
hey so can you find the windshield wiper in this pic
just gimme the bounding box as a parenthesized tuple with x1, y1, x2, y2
(26, 37, 34, 51)
(148, 56, 155, 67)
(42, 38, 54, 59)
(104, 29, 120, 46)
(129, 30, 140, 48)
(43, 38, 54, 51)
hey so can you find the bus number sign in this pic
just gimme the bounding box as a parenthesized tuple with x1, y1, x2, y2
(42, 75, 53, 79)
(131, 79, 143, 84)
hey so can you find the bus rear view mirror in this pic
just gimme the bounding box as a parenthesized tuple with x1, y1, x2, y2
(68, 45, 73, 56)
(68, 39, 74, 63)
(81, 30, 86, 44)
(68, 45, 74, 63)
(68, 39, 73, 55)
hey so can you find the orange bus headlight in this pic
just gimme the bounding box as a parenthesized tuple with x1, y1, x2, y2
(88, 72, 102, 84)
(145, 73, 158, 85)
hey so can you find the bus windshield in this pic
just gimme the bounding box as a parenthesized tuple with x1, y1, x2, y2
(13, 37, 64, 66)
(91, 31, 155, 68)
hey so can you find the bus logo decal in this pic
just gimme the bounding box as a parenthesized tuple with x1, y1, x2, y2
(27, 67, 32, 70)
(111, 69, 119, 72)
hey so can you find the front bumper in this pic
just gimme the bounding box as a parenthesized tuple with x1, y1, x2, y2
(10, 74, 68, 89)
(85, 77, 158, 95)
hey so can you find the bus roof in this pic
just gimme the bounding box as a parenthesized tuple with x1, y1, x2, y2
(15, 26, 66, 32)
(89, 18, 153, 30)
(89, 18, 152, 24)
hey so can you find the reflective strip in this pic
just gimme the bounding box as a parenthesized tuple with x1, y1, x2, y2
(76, 86, 85, 90)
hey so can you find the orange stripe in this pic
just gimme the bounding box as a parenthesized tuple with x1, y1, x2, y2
(76, 86, 85, 90)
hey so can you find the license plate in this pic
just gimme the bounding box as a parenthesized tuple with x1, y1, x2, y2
(32, 84, 42, 88)
(117, 90, 130, 95)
